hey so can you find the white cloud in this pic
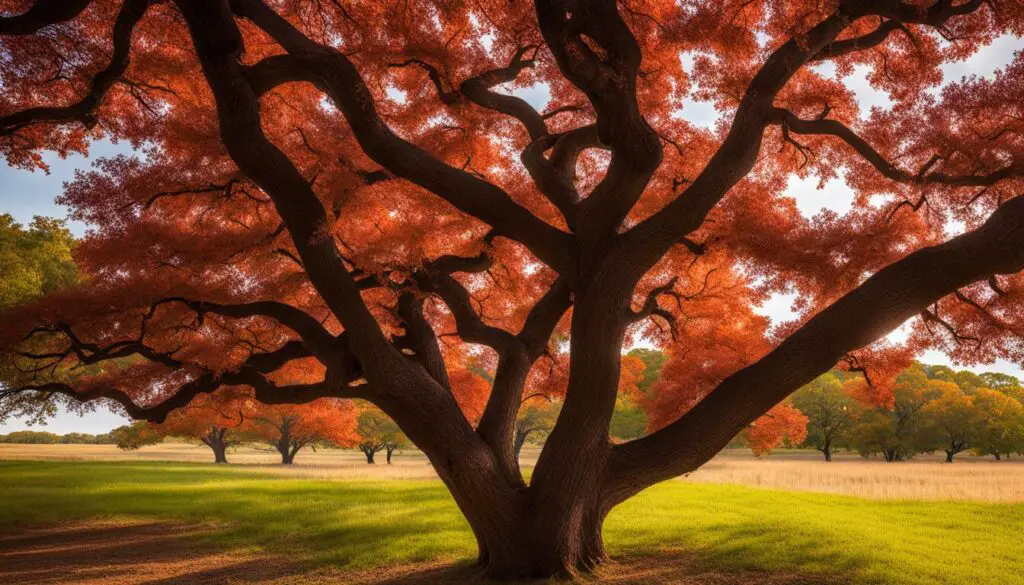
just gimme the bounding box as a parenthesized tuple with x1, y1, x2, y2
(754, 291, 800, 325)
(784, 170, 856, 218)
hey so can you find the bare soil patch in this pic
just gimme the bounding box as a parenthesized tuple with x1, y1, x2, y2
(0, 521, 844, 585)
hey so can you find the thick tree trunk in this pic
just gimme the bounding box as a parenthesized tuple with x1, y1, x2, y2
(823, 447, 832, 462)
(386, 446, 395, 464)
(459, 489, 608, 579)
(945, 450, 955, 463)
(363, 448, 375, 464)
(994, 452, 1002, 461)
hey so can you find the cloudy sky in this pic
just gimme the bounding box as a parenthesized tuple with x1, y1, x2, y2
(2, 35, 1022, 434)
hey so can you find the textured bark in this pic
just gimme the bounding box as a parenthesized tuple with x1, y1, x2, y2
(203, 427, 231, 464)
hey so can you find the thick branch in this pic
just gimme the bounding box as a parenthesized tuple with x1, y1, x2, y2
(0, 0, 151, 136)
(0, 0, 94, 35)
(154, 297, 339, 360)
(769, 108, 1024, 187)
(460, 45, 548, 140)
(606, 195, 1024, 504)
(230, 0, 574, 274)
(614, 0, 989, 284)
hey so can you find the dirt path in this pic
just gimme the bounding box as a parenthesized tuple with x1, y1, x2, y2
(0, 521, 844, 584)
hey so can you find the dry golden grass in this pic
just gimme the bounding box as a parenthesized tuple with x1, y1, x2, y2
(686, 449, 1024, 502)
(3, 443, 1023, 501)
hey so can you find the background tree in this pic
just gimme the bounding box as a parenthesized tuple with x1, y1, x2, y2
(355, 408, 402, 465)
(848, 368, 939, 462)
(918, 383, 976, 462)
(971, 388, 1024, 460)
(111, 421, 163, 450)
(745, 403, 808, 457)
(514, 399, 560, 461)
(3, 0, 1024, 577)
(154, 392, 252, 464)
(0, 430, 59, 444)
(0, 215, 77, 308)
(791, 372, 859, 461)
(248, 399, 358, 464)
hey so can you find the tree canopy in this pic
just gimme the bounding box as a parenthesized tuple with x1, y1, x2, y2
(1, 0, 1023, 578)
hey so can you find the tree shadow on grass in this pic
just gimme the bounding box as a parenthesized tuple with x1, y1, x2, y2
(1, 463, 885, 583)
(0, 521, 850, 585)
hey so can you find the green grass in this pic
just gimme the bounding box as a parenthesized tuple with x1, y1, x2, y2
(1, 461, 1022, 584)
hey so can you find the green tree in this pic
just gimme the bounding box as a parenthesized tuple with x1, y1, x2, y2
(791, 372, 858, 461)
(0, 430, 59, 443)
(110, 422, 163, 450)
(980, 373, 1024, 403)
(953, 371, 987, 395)
(0, 214, 78, 308)
(609, 401, 647, 442)
(625, 348, 666, 395)
(355, 409, 405, 464)
(514, 399, 559, 462)
(849, 368, 936, 462)
(971, 389, 1024, 460)
(918, 384, 976, 463)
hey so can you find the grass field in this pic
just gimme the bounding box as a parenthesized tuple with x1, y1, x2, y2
(3, 442, 1023, 501)
(1, 454, 1023, 584)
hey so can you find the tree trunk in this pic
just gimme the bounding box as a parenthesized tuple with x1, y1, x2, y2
(821, 439, 832, 462)
(994, 452, 1002, 461)
(212, 442, 228, 464)
(386, 446, 395, 464)
(363, 448, 375, 464)
(945, 450, 955, 463)
(206, 427, 229, 464)
(459, 490, 608, 579)
(513, 428, 529, 462)
(281, 448, 295, 465)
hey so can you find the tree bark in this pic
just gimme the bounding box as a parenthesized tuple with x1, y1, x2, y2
(385, 445, 395, 464)
(213, 445, 228, 464)
(363, 448, 375, 464)
(457, 488, 608, 579)
(945, 450, 955, 463)
(280, 446, 295, 465)
(204, 427, 230, 464)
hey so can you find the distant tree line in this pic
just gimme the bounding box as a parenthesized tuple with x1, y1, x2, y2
(0, 430, 114, 444)
(786, 364, 1024, 462)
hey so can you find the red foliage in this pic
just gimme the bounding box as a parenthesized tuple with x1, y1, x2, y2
(746, 403, 809, 457)
(1, 0, 1022, 474)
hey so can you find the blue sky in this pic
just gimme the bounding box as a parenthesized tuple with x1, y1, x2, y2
(2, 36, 1022, 434)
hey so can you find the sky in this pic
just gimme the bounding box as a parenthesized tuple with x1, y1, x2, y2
(1, 35, 1022, 435)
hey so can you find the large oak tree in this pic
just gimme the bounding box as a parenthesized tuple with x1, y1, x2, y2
(2, 0, 1024, 578)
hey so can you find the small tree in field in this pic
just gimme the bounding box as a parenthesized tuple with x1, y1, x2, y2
(971, 388, 1024, 461)
(848, 368, 939, 462)
(155, 393, 252, 464)
(249, 400, 358, 464)
(111, 421, 162, 450)
(3, 0, 1024, 577)
(354, 408, 402, 464)
(745, 403, 808, 457)
(791, 372, 860, 461)
(918, 383, 976, 462)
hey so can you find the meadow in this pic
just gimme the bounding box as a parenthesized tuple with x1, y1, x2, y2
(1, 444, 1023, 584)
